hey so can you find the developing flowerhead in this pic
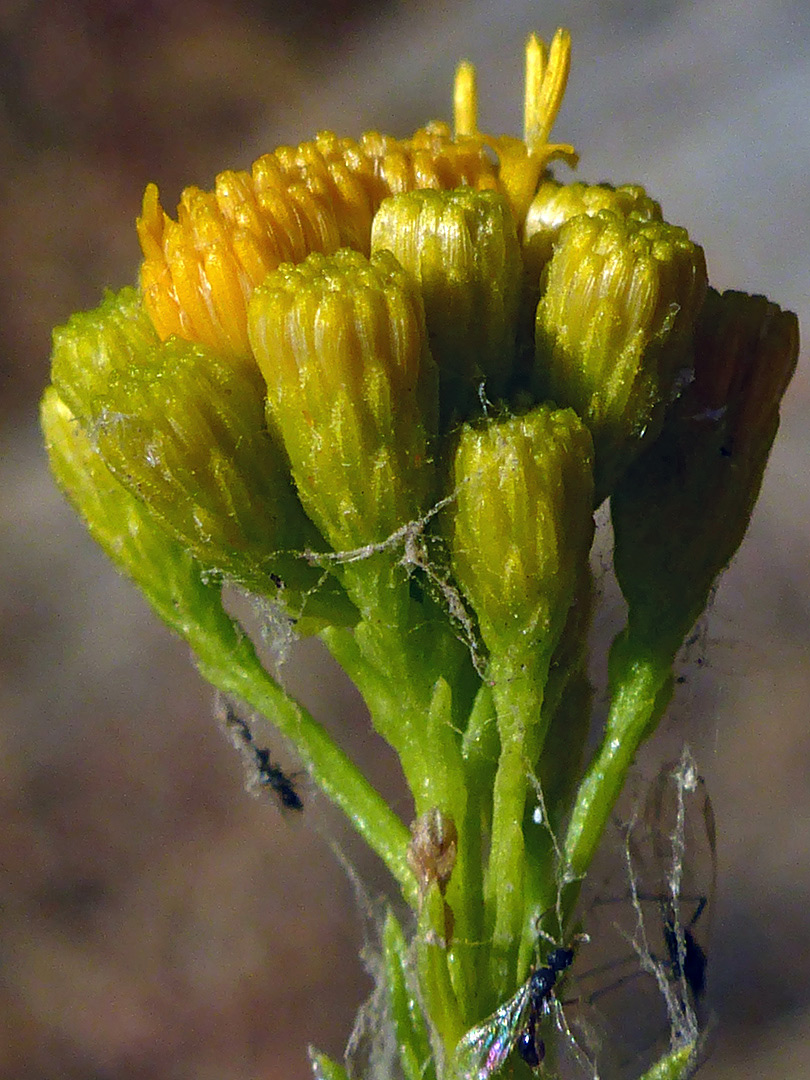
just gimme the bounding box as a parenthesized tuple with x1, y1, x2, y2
(248, 249, 438, 552)
(534, 210, 707, 500)
(371, 188, 523, 409)
(41, 386, 232, 635)
(136, 29, 577, 367)
(447, 405, 594, 654)
(44, 24, 798, 676)
(612, 287, 799, 656)
(137, 129, 501, 361)
(49, 286, 353, 616)
(45, 28, 584, 644)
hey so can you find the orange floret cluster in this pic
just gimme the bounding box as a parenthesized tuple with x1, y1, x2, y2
(137, 124, 501, 357)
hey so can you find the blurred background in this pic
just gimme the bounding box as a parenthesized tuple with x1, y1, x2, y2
(1, 0, 808, 1077)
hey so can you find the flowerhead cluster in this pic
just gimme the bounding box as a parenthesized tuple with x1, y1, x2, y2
(43, 26, 797, 655)
(42, 27, 799, 1080)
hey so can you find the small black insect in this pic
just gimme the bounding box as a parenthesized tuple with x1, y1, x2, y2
(220, 703, 303, 812)
(516, 945, 576, 1069)
(253, 745, 304, 811)
(449, 934, 587, 1078)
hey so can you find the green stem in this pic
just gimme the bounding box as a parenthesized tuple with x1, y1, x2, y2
(519, 666, 593, 961)
(456, 682, 496, 1017)
(636, 1043, 697, 1080)
(323, 631, 484, 1021)
(461, 681, 499, 816)
(323, 585, 476, 803)
(341, 555, 474, 706)
(422, 679, 480, 1019)
(485, 646, 553, 995)
(383, 910, 436, 1080)
(563, 630, 674, 886)
(517, 822, 557, 977)
(320, 622, 432, 801)
(417, 885, 465, 1059)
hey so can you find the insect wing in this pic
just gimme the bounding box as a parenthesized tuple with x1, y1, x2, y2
(450, 983, 531, 1080)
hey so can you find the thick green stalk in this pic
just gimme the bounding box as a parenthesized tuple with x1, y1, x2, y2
(321, 565, 475, 814)
(486, 646, 553, 995)
(320, 621, 434, 803)
(324, 632, 482, 1017)
(563, 631, 673, 885)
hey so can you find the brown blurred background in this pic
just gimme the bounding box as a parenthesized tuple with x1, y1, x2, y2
(1, 1, 809, 1077)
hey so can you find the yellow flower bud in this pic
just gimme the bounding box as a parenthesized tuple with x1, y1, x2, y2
(523, 179, 662, 283)
(248, 249, 438, 551)
(612, 287, 799, 656)
(534, 210, 707, 499)
(371, 189, 523, 406)
(447, 405, 594, 651)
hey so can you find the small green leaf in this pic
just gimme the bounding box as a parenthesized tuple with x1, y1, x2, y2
(383, 910, 436, 1080)
(308, 1047, 352, 1080)
(636, 1041, 698, 1080)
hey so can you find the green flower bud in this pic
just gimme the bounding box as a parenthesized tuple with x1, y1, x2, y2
(99, 343, 337, 599)
(50, 286, 159, 420)
(42, 384, 247, 648)
(41, 385, 221, 638)
(523, 179, 662, 284)
(370, 189, 523, 406)
(447, 405, 594, 652)
(612, 287, 799, 657)
(534, 210, 707, 499)
(248, 248, 438, 551)
(49, 287, 355, 623)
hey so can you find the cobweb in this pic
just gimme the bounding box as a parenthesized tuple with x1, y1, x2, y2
(568, 746, 716, 1080)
